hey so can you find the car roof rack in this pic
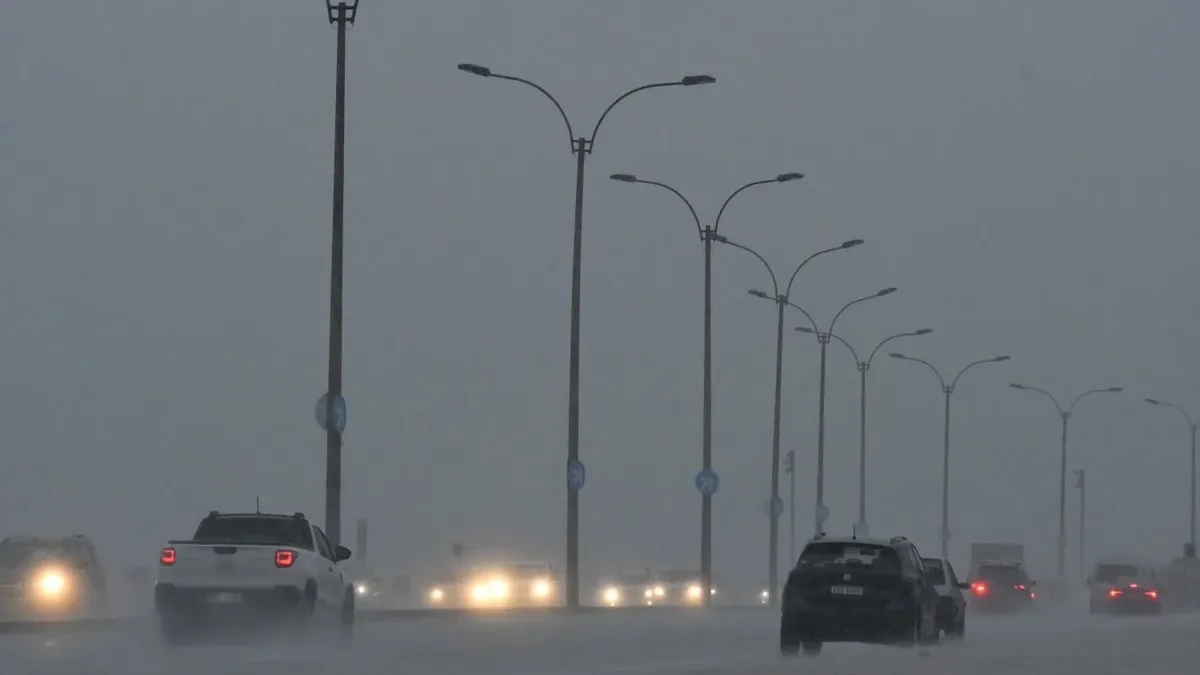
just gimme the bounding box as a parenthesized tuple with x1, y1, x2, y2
(293, 512, 306, 519)
(889, 536, 909, 544)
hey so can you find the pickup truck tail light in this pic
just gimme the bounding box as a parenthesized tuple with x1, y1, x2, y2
(160, 547, 176, 566)
(275, 550, 296, 568)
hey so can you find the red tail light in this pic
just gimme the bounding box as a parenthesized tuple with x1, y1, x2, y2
(1015, 584, 1027, 591)
(1108, 588, 1122, 597)
(1145, 590, 1158, 599)
(274, 550, 296, 568)
(1129, 583, 1138, 589)
(160, 547, 176, 566)
(971, 582, 988, 595)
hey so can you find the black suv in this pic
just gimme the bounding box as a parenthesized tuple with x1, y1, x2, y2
(967, 561, 1034, 612)
(780, 535, 940, 655)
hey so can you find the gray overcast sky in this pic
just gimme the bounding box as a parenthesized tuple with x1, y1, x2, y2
(2, 0, 1198, 586)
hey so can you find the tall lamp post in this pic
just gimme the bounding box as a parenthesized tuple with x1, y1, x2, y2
(1009, 383, 1122, 586)
(796, 328, 933, 535)
(718, 237, 863, 602)
(322, 0, 360, 548)
(1073, 469, 1086, 580)
(1144, 398, 1197, 547)
(790, 289, 898, 535)
(784, 450, 796, 562)
(456, 65, 714, 609)
(890, 354, 1011, 558)
(608, 172, 804, 603)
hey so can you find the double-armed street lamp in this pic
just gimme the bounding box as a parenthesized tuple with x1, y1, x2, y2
(790, 289, 898, 536)
(1144, 398, 1196, 548)
(608, 172, 804, 604)
(890, 354, 1011, 558)
(713, 237, 864, 602)
(1008, 383, 1122, 586)
(456, 63, 714, 609)
(796, 328, 934, 535)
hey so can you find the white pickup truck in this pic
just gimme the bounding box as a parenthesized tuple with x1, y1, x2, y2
(155, 511, 354, 642)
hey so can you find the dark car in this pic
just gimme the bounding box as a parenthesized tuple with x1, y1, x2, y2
(1087, 562, 1163, 615)
(968, 561, 1034, 612)
(921, 557, 969, 638)
(0, 535, 107, 619)
(780, 535, 940, 656)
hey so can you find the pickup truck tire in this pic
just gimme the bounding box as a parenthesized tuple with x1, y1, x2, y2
(339, 589, 355, 640)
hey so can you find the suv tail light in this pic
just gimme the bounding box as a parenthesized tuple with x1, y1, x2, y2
(1015, 583, 1027, 591)
(160, 547, 176, 566)
(1108, 588, 1122, 597)
(971, 582, 988, 595)
(275, 550, 296, 568)
(1145, 589, 1158, 599)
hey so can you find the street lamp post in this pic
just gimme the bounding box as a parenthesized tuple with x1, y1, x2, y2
(1009, 383, 1122, 587)
(784, 450, 796, 562)
(789, 289, 898, 535)
(1145, 398, 1198, 547)
(723, 238, 864, 602)
(890, 354, 1011, 558)
(796, 328, 934, 534)
(457, 65, 714, 609)
(608, 173, 804, 603)
(1073, 469, 1086, 580)
(322, 0, 360, 548)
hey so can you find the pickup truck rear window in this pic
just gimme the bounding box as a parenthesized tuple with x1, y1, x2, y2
(192, 516, 314, 550)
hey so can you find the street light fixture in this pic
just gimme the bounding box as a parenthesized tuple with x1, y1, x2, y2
(890, 353, 1011, 558)
(1007, 382, 1121, 586)
(457, 64, 713, 609)
(791, 288, 898, 535)
(608, 172, 803, 603)
(721, 238, 865, 603)
(320, 0, 362, 548)
(1143, 398, 1196, 548)
(796, 327, 933, 533)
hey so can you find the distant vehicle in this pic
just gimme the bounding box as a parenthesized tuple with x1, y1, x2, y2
(969, 542, 1025, 570)
(651, 569, 713, 606)
(968, 560, 1035, 612)
(780, 535, 940, 656)
(344, 565, 388, 606)
(921, 557, 969, 638)
(154, 511, 354, 643)
(0, 535, 107, 619)
(1088, 560, 1162, 614)
(597, 568, 655, 607)
(458, 562, 559, 608)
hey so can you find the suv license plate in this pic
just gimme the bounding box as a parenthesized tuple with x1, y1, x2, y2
(208, 592, 242, 604)
(829, 585, 863, 596)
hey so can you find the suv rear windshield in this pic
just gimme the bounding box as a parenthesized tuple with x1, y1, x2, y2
(799, 542, 901, 571)
(1095, 564, 1141, 584)
(978, 564, 1028, 583)
(192, 516, 314, 549)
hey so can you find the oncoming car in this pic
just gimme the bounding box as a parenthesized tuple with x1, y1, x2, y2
(461, 563, 559, 608)
(651, 570, 714, 606)
(597, 568, 655, 607)
(0, 535, 107, 619)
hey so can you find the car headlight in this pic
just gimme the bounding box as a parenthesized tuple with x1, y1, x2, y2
(760, 589, 770, 601)
(603, 587, 621, 604)
(355, 583, 368, 595)
(653, 585, 665, 597)
(36, 569, 68, 596)
(532, 579, 552, 598)
(686, 584, 703, 600)
(429, 587, 445, 602)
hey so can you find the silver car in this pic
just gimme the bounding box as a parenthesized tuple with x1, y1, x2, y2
(921, 557, 969, 638)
